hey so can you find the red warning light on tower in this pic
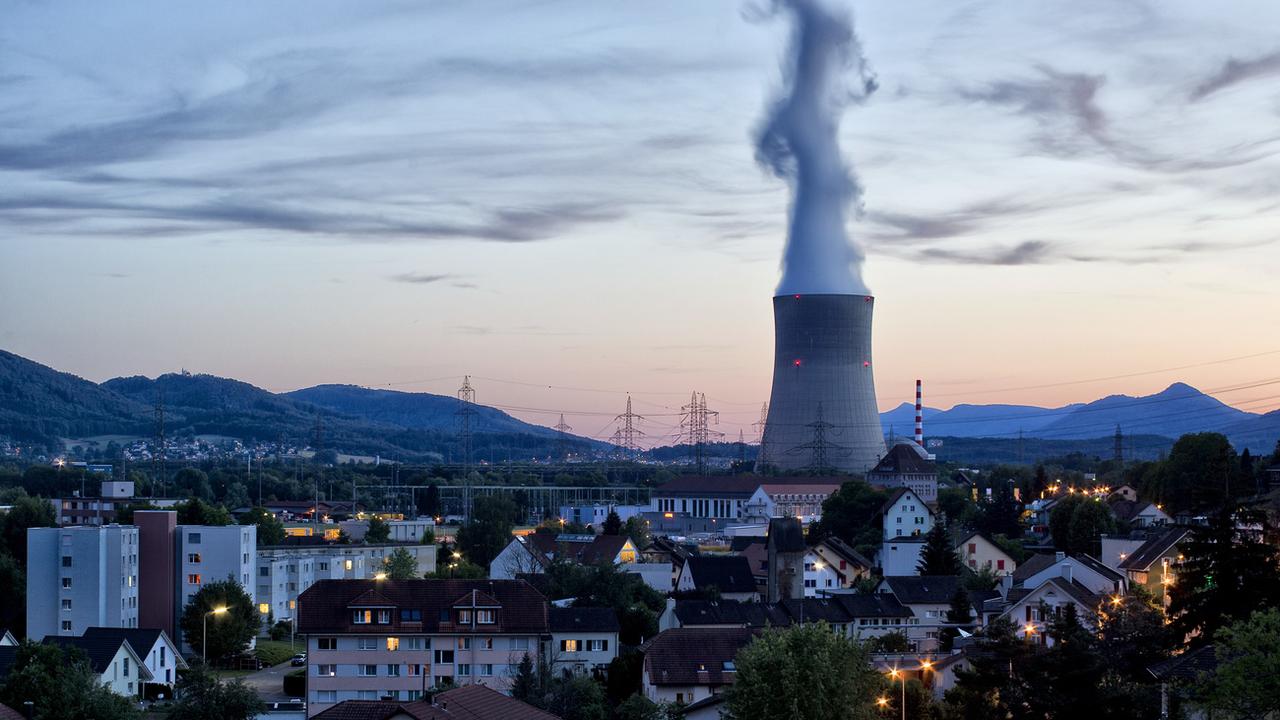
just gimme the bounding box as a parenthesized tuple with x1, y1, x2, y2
(863, 361, 871, 367)
(793, 359, 803, 367)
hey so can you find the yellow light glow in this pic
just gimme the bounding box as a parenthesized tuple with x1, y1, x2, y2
(888, 668, 900, 678)
(1023, 623, 1035, 634)
(877, 697, 889, 707)
(920, 660, 933, 670)
(212, 606, 228, 615)
(374, 572, 387, 581)
(258, 603, 270, 614)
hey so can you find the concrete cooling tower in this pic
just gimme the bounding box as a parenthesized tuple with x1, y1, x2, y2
(759, 293, 885, 473)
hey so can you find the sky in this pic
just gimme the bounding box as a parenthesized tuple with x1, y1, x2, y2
(3, 0, 1280, 446)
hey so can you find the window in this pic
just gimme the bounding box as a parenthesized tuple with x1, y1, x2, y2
(406, 638, 425, 651)
(476, 638, 493, 650)
(476, 610, 495, 624)
(997, 560, 1006, 571)
(344, 560, 353, 571)
(509, 638, 530, 651)
(316, 691, 336, 703)
(386, 637, 400, 651)
(456, 664, 471, 677)
(587, 639, 608, 652)
(188, 553, 202, 563)
(160, 647, 166, 666)
(317, 637, 338, 650)
(408, 691, 422, 701)
(319, 562, 328, 570)
(61, 621, 72, 631)
(478, 664, 493, 676)
(804, 579, 817, 588)
(259, 567, 269, 576)
(400, 609, 422, 622)
(61, 556, 72, 567)
(561, 639, 580, 653)
(188, 533, 201, 544)
(187, 574, 202, 585)
(459, 610, 472, 624)
(723, 661, 736, 671)
(377, 610, 392, 624)
(61, 599, 72, 610)
(433, 650, 454, 664)
(387, 664, 400, 677)
(316, 665, 336, 677)
(455, 637, 472, 650)
(123, 658, 131, 677)
(62, 578, 72, 588)
(358, 638, 378, 651)
(357, 691, 378, 701)
(407, 664, 422, 676)
(353, 610, 372, 624)
(358, 664, 378, 677)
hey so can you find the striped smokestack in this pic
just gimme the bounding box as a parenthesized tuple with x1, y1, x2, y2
(914, 379, 924, 448)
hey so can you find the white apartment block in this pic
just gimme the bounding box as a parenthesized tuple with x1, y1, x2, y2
(27, 525, 139, 640)
(175, 524, 256, 649)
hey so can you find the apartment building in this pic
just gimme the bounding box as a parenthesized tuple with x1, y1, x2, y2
(297, 578, 550, 717)
(27, 525, 139, 640)
(175, 524, 256, 649)
(548, 607, 619, 678)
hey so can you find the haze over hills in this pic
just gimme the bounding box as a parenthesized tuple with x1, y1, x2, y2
(1, 349, 1277, 460)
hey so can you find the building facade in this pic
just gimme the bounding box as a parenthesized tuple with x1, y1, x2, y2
(27, 525, 139, 640)
(175, 524, 256, 649)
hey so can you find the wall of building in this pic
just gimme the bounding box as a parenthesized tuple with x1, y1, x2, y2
(27, 525, 138, 640)
(136, 511, 176, 640)
(175, 525, 256, 649)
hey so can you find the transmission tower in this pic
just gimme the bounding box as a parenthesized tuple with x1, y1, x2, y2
(753, 403, 770, 469)
(1114, 425, 1124, 467)
(609, 395, 645, 459)
(737, 429, 746, 466)
(152, 391, 166, 498)
(788, 402, 851, 473)
(554, 414, 573, 461)
(679, 392, 722, 474)
(456, 376, 478, 522)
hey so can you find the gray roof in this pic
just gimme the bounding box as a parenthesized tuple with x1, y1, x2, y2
(548, 607, 620, 634)
(1119, 527, 1190, 572)
(880, 576, 961, 604)
(1148, 645, 1217, 682)
(868, 443, 937, 476)
(673, 595, 913, 629)
(42, 636, 152, 680)
(766, 518, 806, 553)
(684, 556, 757, 595)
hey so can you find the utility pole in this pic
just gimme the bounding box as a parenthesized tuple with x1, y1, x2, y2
(456, 376, 477, 523)
(679, 392, 721, 474)
(753, 403, 770, 469)
(554, 414, 573, 462)
(788, 403, 850, 473)
(609, 395, 645, 459)
(1113, 425, 1124, 468)
(152, 391, 166, 499)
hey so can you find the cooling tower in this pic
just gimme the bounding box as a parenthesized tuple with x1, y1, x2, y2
(760, 293, 885, 473)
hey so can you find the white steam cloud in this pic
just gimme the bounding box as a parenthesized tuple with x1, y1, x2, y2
(755, 0, 877, 297)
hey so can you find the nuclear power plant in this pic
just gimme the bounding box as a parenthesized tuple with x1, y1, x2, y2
(759, 293, 885, 473)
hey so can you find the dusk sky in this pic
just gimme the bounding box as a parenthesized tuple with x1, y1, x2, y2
(3, 0, 1280, 445)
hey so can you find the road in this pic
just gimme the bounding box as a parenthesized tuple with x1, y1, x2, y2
(242, 661, 299, 703)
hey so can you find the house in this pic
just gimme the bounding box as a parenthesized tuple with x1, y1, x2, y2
(310, 683, 562, 720)
(642, 628, 755, 707)
(1148, 645, 1218, 720)
(658, 596, 916, 642)
(866, 443, 939, 503)
(489, 534, 638, 580)
(648, 476, 843, 532)
(953, 533, 1016, 576)
(742, 482, 843, 524)
(1110, 500, 1171, 528)
(297, 578, 551, 717)
(43, 635, 153, 698)
(999, 576, 1102, 646)
(1098, 534, 1149, 573)
(81, 627, 186, 691)
(811, 537, 873, 589)
(1108, 485, 1139, 503)
(641, 537, 695, 588)
(548, 607, 619, 678)
(1118, 527, 1190, 605)
(1012, 552, 1127, 597)
(675, 556, 758, 602)
(879, 489, 936, 576)
(875, 576, 961, 651)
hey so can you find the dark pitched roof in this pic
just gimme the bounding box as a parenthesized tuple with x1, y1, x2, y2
(674, 600, 774, 628)
(549, 607, 619, 634)
(298, 579, 549, 634)
(817, 537, 872, 570)
(1148, 645, 1218, 682)
(880, 576, 961, 604)
(312, 684, 561, 720)
(728, 536, 760, 552)
(42, 636, 151, 679)
(645, 536, 696, 564)
(677, 694, 725, 716)
(0, 704, 22, 720)
(684, 556, 757, 595)
(1119, 527, 1190, 572)
(878, 487, 934, 517)
(643, 628, 755, 686)
(1011, 553, 1059, 582)
(1108, 499, 1138, 522)
(738, 543, 768, 578)
(766, 518, 806, 553)
(525, 534, 629, 566)
(673, 595, 912, 629)
(868, 443, 937, 476)
(1007, 576, 1101, 611)
(1074, 554, 1126, 583)
(81, 627, 185, 669)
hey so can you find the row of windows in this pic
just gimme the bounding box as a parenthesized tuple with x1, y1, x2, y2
(559, 639, 608, 653)
(315, 637, 531, 652)
(315, 690, 434, 703)
(317, 662, 498, 678)
(352, 609, 494, 625)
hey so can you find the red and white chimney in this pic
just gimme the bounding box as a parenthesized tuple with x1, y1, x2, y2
(914, 379, 924, 447)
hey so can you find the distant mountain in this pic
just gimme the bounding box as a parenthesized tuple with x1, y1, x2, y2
(880, 401, 1081, 439)
(284, 385, 561, 438)
(0, 350, 596, 459)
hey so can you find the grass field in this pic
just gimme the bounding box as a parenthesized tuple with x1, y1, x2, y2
(255, 639, 301, 667)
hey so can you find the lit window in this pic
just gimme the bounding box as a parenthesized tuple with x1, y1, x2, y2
(188, 553, 202, 563)
(259, 603, 270, 614)
(561, 639, 580, 652)
(187, 574, 202, 585)
(353, 610, 372, 624)
(386, 637, 400, 651)
(459, 610, 472, 624)
(344, 560, 353, 571)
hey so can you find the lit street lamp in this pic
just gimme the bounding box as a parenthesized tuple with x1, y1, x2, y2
(203, 606, 228, 663)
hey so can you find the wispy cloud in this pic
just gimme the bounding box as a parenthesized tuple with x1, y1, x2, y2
(390, 273, 454, 284)
(1190, 50, 1280, 101)
(886, 240, 1108, 266)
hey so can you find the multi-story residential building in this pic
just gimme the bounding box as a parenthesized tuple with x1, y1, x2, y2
(646, 476, 843, 534)
(875, 575, 960, 651)
(641, 628, 754, 707)
(256, 544, 437, 630)
(27, 525, 139, 640)
(879, 488, 935, 575)
(489, 534, 636, 580)
(1118, 527, 1189, 606)
(175, 524, 256, 649)
(548, 607, 619, 678)
(811, 537, 873, 589)
(297, 579, 551, 717)
(866, 442, 939, 503)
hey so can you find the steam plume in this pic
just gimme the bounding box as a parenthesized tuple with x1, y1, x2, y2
(756, 0, 876, 296)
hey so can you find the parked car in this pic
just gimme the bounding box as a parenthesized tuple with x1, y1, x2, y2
(290, 653, 307, 666)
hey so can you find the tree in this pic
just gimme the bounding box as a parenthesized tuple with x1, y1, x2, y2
(1168, 505, 1280, 644)
(223, 482, 251, 512)
(939, 586, 972, 652)
(457, 496, 519, 568)
(166, 664, 265, 720)
(420, 483, 442, 518)
(426, 559, 486, 579)
(1066, 499, 1115, 557)
(723, 622, 882, 720)
(365, 515, 390, 544)
(943, 617, 1032, 719)
(509, 654, 545, 705)
(1095, 586, 1177, 682)
(179, 579, 258, 663)
(0, 551, 25, 636)
(240, 507, 285, 546)
(602, 510, 623, 536)
(0, 642, 140, 720)
(808, 481, 889, 559)
(419, 528, 436, 545)
(383, 547, 418, 579)
(542, 674, 608, 720)
(1142, 433, 1240, 513)
(917, 523, 962, 575)
(615, 694, 676, 720)
(175, 498, 232, 526)
(0, 495, 56, 568)
(866, 631, 911, 654)
(978, 482, 1023, 539)
(623, 516, 651, 548)
(1195, 608, 1280, 720)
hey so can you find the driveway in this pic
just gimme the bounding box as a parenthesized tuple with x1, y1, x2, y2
(242, 661, 298, 703)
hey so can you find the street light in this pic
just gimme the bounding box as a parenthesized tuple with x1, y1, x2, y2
(203, 606, 228, 663)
